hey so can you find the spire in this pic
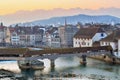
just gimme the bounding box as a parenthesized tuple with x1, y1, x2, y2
(65, 18, 67, 27)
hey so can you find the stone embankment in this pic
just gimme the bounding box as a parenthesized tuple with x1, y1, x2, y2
(0, 69, 26, 80)
(90, 55, 120, 64)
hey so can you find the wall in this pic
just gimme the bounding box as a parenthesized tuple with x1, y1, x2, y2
(58, 27, 66, 47)
(6, 27, 11, 43)
(73, 38, 92, 47)
(100, 41, 116, 50)
(51, 38, 61, 48)
(11, 35, 19, 45)
(30, 35, 35, 46)
(118, 39, 120, 57)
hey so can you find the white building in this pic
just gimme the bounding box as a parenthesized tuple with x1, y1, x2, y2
(11, 31, 20, 45)
(45, 32, 52, 47)
(51, 33, 61, 48)
(73, 27, 107, 47)
(44, 30, 61, 48)
(100, 30, 120, 57)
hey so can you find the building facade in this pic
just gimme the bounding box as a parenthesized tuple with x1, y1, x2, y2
(73, 27, 107, 47)
(100, 30, 120, 57)
(44, 27, 61, 48)
(0, 23, 7, 46)
(58, 25, 79, 47)
(51, 33, 61, 48)
(10, 26, 44, 47)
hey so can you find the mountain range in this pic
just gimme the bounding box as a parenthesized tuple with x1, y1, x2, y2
(0, 7, 120, 26)
(1, 7, 120, 26)
(14, 14, 120, 26)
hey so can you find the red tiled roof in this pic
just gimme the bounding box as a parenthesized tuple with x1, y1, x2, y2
(9, 27, 15, 33)
(0, 26, 6, 29)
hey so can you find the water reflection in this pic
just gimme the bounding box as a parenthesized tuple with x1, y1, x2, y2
(0, 57, 120, 80)
(19, 57, 120, 80)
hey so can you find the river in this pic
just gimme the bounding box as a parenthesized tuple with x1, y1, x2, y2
(0, 57, 120, 80)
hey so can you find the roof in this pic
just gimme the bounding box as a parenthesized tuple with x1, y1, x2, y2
(74, 27, 104, 39)
(100, 30, 120, 42)
(47, 27, 58, 34)
(0, 26, 6, 31)
(9, 27, 15, 33)
(10, 26, 44, 35)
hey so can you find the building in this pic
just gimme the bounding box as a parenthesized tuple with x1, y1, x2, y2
(5, 27, 11, 44)
(11, 31, 19, 45)
(58, 24, 79, 47)
(51, 33, 61, 48)
(100, 30, 120, 57)
(10, 26, 44, 47)
(44, 27, 61, 48)
(0, 23, 7, 46)
(73, 27, 107, 47)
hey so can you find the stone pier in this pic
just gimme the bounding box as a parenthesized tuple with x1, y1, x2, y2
(80, 55, 87, 66)
(50, 59, 55, 70)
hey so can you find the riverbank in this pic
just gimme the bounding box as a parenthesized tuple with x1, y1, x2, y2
(0, 69, 110, 80)
(89, 55, 120, 64)
(0, 69, 15, 79)
(0, 61, 21, 73)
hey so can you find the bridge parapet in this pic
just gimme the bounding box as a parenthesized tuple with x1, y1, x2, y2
(0, 48, 28, 57)
(24, 46, 112, 57)
(0, 46, 112, 58)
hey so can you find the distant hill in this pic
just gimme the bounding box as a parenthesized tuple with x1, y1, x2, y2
(14, 14, 120, 26)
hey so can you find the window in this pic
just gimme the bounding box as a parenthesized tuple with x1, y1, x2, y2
(88, 43, 89, 46)
(82, 41, 86, 45)
(106, 42, 107, 45)
(76, 42, 77, 44)
(101, 33, 104, 37)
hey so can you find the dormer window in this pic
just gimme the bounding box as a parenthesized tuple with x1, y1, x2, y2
(101, 33, 104, 37)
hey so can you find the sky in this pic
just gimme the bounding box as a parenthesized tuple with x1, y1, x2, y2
(0, 0, 120, 15)
(0, 0, 120, 25)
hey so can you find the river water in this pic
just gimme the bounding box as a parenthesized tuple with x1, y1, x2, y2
(0, 57, 120, 80)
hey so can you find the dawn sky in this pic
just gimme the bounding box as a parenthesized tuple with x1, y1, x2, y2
(0, 0, 120, 15)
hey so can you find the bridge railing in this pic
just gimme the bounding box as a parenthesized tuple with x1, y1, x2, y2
(24, 46, 112, 57)
(0, 46, 112, 57)
(0, 48, 28, 57)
